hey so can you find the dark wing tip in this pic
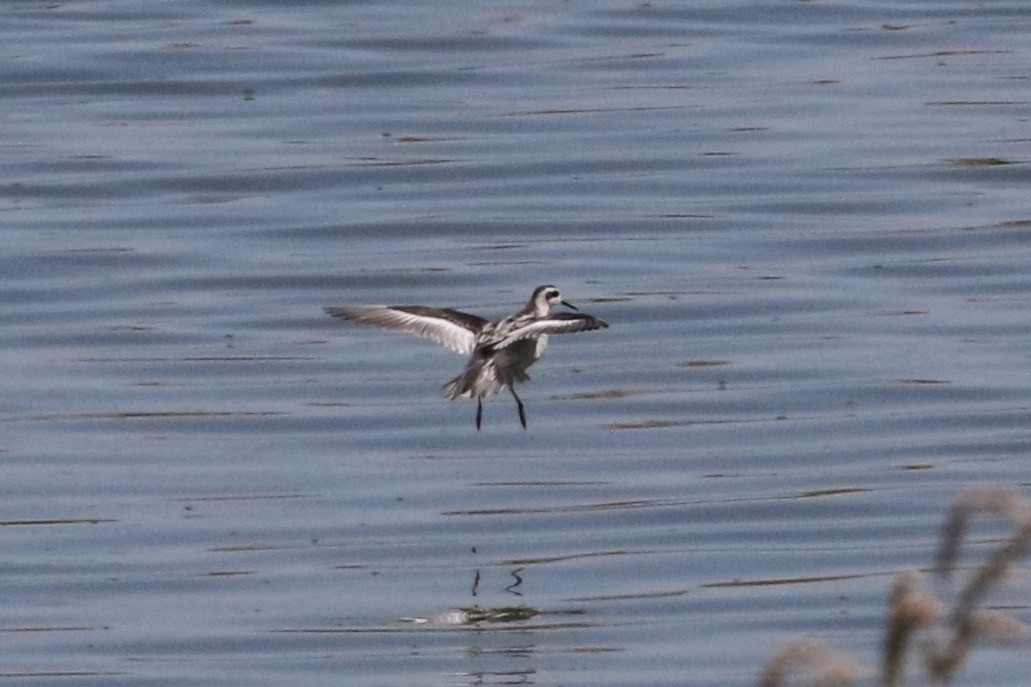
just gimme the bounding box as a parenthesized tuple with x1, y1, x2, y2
(550, 312, 608, 329)
(324, 306, 352, 319)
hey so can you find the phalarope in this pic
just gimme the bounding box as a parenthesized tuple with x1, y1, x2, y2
(325, 285, 608, 429)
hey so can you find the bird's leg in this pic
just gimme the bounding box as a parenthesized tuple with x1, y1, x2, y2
(510, 386, 527, 429)
(476, 397, 483, 431)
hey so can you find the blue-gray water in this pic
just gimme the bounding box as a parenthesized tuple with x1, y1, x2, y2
(2, 1, 1029, 685)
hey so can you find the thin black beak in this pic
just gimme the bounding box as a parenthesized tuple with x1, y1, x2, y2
(560, 300, 579, 311)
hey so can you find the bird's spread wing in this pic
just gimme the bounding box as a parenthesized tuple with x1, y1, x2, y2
(490, 313, 608, 350)
(324, 305, 487, 355)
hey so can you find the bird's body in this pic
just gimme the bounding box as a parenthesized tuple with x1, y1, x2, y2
(325, 285, 608, 429)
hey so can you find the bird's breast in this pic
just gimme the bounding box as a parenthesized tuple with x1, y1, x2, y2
(533, 335, 549, 359)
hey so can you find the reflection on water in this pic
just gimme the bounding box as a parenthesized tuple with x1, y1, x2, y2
(2, 0, 1029, 685)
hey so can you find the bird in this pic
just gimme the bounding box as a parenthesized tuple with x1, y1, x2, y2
(325, 285, 609, 429)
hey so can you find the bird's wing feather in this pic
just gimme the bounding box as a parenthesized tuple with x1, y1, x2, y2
(492, 313, 608, 349)
(325, 305, 487, 355)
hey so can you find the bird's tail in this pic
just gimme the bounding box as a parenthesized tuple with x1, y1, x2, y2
(444, 358, 529, 400)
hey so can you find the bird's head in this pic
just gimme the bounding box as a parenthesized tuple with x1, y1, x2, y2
(532, 284, 578, 315)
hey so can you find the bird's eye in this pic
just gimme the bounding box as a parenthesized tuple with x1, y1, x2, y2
(546, 290, 559, 299)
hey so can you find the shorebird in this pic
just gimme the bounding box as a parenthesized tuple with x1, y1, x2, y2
(325, 285, 608, 429)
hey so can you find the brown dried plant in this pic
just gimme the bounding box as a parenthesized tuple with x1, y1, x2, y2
(758, 639, 856, 687)
(759, 487, 1030, 687)
(881, 574, 941, 686)
(917, 488, 1031, 684)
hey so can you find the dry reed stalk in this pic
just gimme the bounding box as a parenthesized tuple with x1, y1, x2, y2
(935, 488, 1027, 577)
(758, 639, 855, 687)
(881, 574, 940, 686)
(925, 489, 1031, 683)
(760, 487, 1030, 687)
(969, 612, 1028, 641)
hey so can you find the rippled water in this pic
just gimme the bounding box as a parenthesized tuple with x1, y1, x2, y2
(2, 1, 1029, 685)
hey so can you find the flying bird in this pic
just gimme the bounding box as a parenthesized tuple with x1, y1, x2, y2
(325, 285, 608, 429)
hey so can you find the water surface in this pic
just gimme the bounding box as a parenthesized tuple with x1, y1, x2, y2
(2, 1, 1030, 685)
